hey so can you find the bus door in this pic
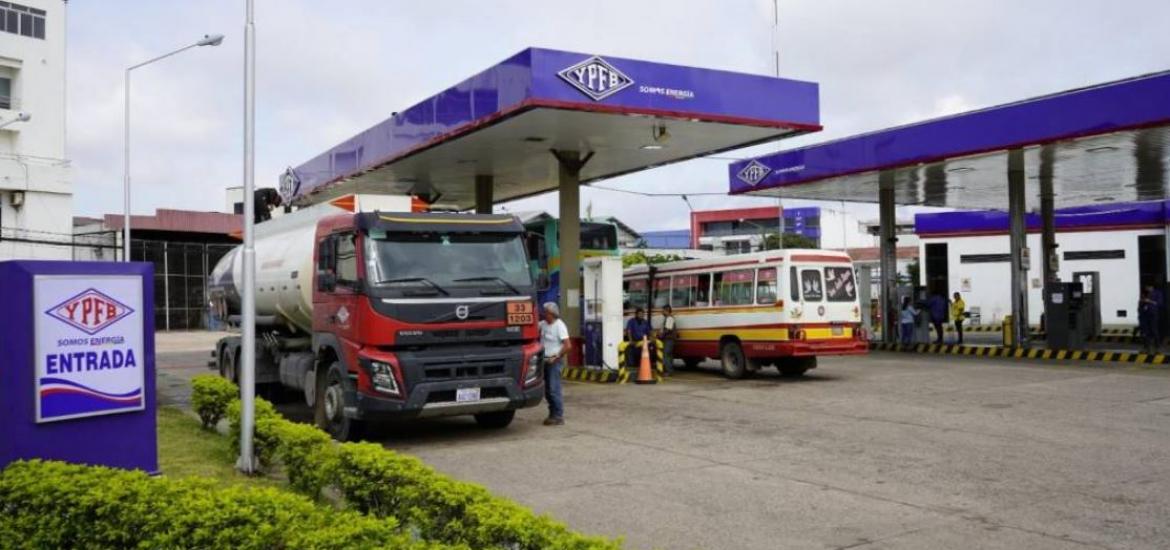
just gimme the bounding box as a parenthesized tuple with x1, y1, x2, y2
(793, 264, 826, 322)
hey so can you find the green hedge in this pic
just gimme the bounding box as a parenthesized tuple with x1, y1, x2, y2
(217, 384, 620, 548)
(0, 460, 447, 550)
(191, 374, 238, 430)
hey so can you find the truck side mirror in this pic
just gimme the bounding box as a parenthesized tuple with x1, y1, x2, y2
(317, 270, 337, 292)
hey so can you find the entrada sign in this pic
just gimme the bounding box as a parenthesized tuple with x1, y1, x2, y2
(34, 276, 145, 423)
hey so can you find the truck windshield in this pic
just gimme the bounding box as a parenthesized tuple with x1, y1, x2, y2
(367, 232, 532, 294)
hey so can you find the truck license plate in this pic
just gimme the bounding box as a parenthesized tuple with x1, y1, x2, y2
(456, 387, 481, 403)
(832, 326, 844, 336)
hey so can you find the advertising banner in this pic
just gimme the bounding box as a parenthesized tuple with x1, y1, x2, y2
(35, 275, 145, 423)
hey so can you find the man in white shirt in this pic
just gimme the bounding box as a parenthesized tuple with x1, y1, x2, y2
(538, 302, 570, 425)
(660, 304, 678, 375)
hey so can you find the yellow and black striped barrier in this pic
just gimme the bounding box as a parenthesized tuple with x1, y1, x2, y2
(870, 342, 1167, 365)
(561, 367, 629, 383)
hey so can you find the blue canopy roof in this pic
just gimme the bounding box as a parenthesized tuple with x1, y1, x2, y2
(284, 47, 821, 208)
(729, 71, 1170, 210)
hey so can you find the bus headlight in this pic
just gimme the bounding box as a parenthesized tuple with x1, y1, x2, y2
(370, 361, 400, 396)
(524, 353, 542, 386)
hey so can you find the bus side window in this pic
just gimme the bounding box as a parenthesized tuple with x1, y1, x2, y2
(671, 275, 695, 308)
(757, 268, 777, 304)
(790, 266, 800, 302)
(653, 277, 670, 308)
(696, 273, 711, 307)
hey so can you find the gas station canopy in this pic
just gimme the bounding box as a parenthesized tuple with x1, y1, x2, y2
(284, 47, 821, 208)
(728, 71, 1170, 210)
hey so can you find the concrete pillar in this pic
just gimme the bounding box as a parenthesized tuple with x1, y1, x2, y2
(552, 150, 593, 358)
(1039, 146, 1058, 284)
(878, 171, 899, 343)
(474, 175, 493, 214)
(1008, 149, 1030, 348)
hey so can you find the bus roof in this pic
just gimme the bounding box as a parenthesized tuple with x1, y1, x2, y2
(623, 249, 852, 275)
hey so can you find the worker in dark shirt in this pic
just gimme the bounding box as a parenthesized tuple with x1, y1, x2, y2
(927, 292, 947, 344)
(624, 308, 652, 367)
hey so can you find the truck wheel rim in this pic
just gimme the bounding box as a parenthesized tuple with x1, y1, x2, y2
(324, 383, 343, 422)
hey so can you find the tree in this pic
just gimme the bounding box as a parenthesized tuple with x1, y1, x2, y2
(762, 232, 818, 250)
(622, 251, 684, 268)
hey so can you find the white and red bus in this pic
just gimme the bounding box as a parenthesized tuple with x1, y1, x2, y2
(623, 250, 868, 378)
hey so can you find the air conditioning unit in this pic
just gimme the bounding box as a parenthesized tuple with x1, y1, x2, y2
(10, 190, 24, 207)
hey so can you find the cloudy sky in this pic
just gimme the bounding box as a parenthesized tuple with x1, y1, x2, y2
(67, 0, 1170, 231)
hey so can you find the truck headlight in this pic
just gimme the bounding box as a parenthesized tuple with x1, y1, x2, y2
(524, 354, 542, 386)
(370, 361, 400, 395)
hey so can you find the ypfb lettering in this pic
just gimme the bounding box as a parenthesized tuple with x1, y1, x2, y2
(46, 288, 134, 335)
(557, 56, 633, 101)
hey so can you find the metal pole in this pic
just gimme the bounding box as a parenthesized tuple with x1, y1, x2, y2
(878, 171, 898, 343)
(474, 175, 493, 214)
(123, 70, 131, 262)
(238, 0, 257, 474)
(1008, 149, 1030, 348)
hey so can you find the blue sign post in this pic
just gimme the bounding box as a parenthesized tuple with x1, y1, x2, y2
(0, 261, 157, 473)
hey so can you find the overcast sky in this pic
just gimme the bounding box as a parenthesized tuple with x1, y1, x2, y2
(66, 0, 1170, 230)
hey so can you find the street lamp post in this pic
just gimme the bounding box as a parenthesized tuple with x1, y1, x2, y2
(238, 0, 258, 474)
(122, 34, 224, 262)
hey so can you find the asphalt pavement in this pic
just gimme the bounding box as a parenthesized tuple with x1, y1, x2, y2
(157, 332, 1170, 550)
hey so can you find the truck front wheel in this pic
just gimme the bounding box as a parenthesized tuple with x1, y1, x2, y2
(316, 362, 363, 441)
(474, 410, 515, 429)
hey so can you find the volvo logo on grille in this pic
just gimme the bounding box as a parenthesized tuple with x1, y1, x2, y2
(557, 56, 633, 101)
(737, 160, 772, 186)
(455, 305, 470, 320)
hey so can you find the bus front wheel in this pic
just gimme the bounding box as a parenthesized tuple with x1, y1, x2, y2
(720, 342, 747, 379)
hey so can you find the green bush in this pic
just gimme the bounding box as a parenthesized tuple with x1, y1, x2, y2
(335, 442, 621, 550)
(209, 381, 621, 548)
(273, 419, 338, 498)
(226, 397, 282, 469)
(0, 460, 448, 550)
(191, 374, 238, 430)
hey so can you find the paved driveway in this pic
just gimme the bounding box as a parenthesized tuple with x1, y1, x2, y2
(157, 332, 1170, 549)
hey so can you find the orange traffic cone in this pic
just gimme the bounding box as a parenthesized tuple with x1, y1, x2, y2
(635, 336, 656, 385)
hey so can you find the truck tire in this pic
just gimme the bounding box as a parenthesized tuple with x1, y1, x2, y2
(316, 362, 364, 441)
(720, 342, 747, 379)
(219, 346, 237, 384)
(474, 410, 515, 429)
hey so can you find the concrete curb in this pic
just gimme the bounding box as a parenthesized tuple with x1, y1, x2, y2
(870, 342, 1168, 366)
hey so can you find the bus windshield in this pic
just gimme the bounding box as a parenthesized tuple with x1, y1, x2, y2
(366, 231, 532, 294)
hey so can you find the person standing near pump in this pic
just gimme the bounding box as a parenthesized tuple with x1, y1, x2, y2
(539, 302, 569, 426)
(951, 292, 966, 345)
(900, 297, 919, 345)
(927, 292, 947, 344)
(625, 307, 652, 367)
(1139, 288, 1159, 354)
(660, 305, 678, 374)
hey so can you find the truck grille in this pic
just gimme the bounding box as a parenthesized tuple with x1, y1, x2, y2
(422, 360, 507, 381)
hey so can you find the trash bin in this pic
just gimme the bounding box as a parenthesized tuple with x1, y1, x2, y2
(1002, 315, 1013, 347)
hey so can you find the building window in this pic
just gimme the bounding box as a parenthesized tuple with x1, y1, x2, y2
(0, 2, 46, 40)
(960, 253, 1012, 264)
(1063, 250, 1125, 261)
(0, 77, 10, 110)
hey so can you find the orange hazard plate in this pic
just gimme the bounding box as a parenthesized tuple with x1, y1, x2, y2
(507, 301, 534, 325)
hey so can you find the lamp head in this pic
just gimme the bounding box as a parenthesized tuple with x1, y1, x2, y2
(197, 34, 225, 47)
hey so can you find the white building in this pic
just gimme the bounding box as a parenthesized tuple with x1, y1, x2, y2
(916, 202, 1167, 328)
(0, 0, 70, 260)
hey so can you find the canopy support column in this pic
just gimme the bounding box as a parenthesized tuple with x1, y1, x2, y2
(552, 150, 594, 361)
(474, 175, 493, 214)
(1039, 146, 1058, 285)
(1008, 149, 1030, 348)
(878, 171, 898, 344)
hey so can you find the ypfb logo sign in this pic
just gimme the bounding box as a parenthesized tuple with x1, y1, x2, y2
(558, 56, 633, 101)
(737, 160, 772, 186)
(45, 288, 134, 335)
(35, 275, 145, 423)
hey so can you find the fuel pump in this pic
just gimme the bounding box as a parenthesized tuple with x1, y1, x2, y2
(582, 256, 624, 370)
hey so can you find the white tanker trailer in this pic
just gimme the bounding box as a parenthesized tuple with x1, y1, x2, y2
(208, 195, 544, 440)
